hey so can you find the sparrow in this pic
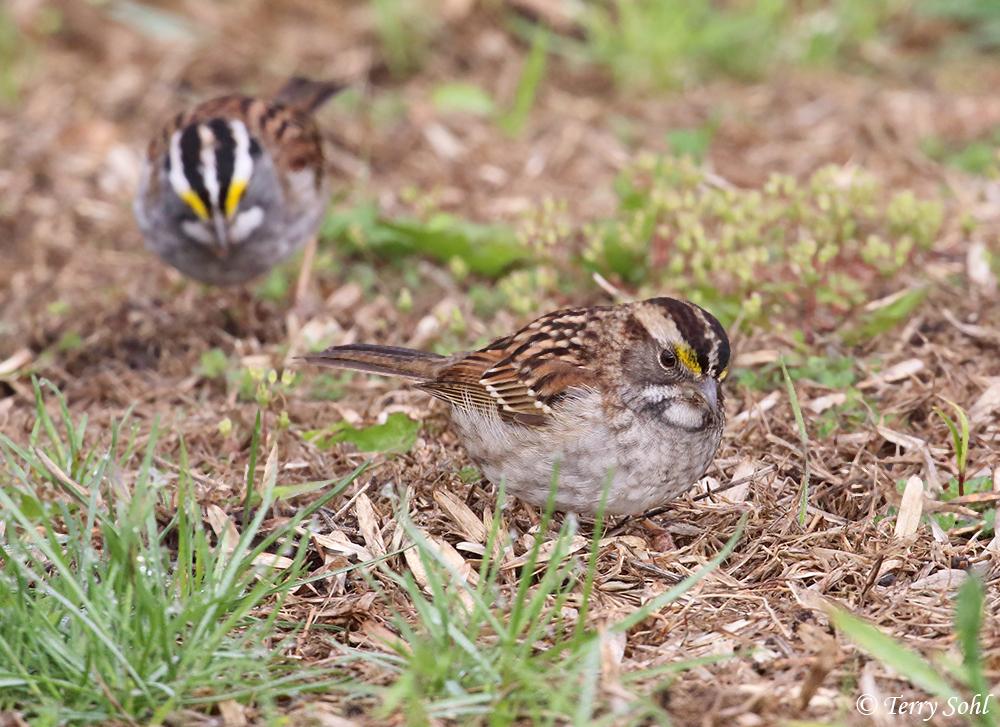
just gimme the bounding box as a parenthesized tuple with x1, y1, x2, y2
(305, 297, 731, 515)
(134, 76, 342, 287)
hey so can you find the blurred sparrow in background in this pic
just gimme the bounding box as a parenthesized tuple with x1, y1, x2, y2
(134, 76, 341, 297)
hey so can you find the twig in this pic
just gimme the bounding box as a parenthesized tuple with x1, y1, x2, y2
(591, 272, 632, 302)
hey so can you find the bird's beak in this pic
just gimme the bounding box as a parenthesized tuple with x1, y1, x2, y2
(698, 377, 719, 410)
(212, 214, 231, 258)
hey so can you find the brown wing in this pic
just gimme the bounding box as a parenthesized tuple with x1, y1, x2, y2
(421, 307, 603, 427)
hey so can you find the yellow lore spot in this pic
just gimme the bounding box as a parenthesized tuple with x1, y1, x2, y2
(224, 180, 247, 219)
(718, 366, 729, 382)
(675, 344, 702, 376)
(180, 190, 209, 220)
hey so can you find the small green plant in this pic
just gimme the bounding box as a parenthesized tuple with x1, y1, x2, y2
(844, 287, 929, 343)
(828, 576, 997, 727)
(935, 398, 971, 496)
(738, 355, 858, 392)
(304, 412, 422, 455)
(581, 157, 942, 331)
(197, 347, 230, 380)
(255, 265, 292, 302)
(665, 121, 717, 163)
(922, 132, 1000, 178)
(235, 366, 297, 411)
(323, 201, 531, 278)
(0, 379, 363, 722)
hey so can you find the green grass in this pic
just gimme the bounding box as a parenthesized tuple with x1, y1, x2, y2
(935, 399, 971, 495)
(781, 359, 810, 526)
(353, 484, 749, 725)
(0, 380, 364, 724)
(0, 379, 751, 725)
(499, 28, 549, 137)
(573, 0, 902, 90)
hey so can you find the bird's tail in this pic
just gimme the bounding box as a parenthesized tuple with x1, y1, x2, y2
(302, 344, 446, 381)
(273, 77, 345, 113)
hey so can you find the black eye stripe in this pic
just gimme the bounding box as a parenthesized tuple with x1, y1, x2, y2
(208, 118, 235, 213)
(179, 123, 212, 216)
(647, 297, 730, 377)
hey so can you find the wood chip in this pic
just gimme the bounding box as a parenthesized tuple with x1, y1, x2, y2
(876, 426, 946, 456)
(403, 526, 478, 609)
(205, 504, 241, 552)
(34, 448, 95, 504)
(434, 488, 488, 543)
(731, 391, 780, 425)
(806, 393, 846, 414)
(355, 493, 386, 558)
(501, 535, 588, 571)
(910, 569, 968, 591)
(734, 349, 781, 367)
(206, 504, 295, 569)
(858, 359, 924, 389)
(305, 527, 374, 562)
(967, 240, 998, 292)
(798, 631, 838, 710)
(894, 475, 923, 540)
(257, 442, 278, 501)
(970, 381, 1000, 426)
(218, 699, 248, 727)
(599, 627, 629, 710)
(863, 287, 917, 312)
(942, 309, 1000, 346)
(0, 348, 32, 378)
(353, 620, 404, 653)
(721, 459, 756, 503)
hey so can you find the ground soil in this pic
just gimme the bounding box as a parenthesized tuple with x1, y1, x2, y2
(1, 1, 998, 725)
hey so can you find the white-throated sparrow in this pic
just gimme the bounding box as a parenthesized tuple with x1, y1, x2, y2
(305, 297, 731, 515)
(134, 77, 342, 286)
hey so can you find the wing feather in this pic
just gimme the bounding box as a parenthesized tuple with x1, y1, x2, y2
(416, 308, 604, 427)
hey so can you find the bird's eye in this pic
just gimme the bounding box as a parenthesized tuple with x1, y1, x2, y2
(658, 349, 677, 369)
